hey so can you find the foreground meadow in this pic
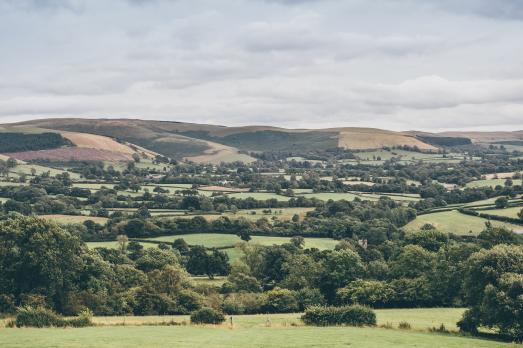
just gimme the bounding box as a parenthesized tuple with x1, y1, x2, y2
(1, 309, 519, 348)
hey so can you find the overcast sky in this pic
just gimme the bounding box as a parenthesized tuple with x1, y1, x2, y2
(1, 0, 522, 131)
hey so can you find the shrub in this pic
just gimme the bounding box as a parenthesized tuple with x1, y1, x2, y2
(262, 288, 299, 313)
(221, 292, 266, 315)
(14, 306, 92, 328)
(301, 305, 376, 326)
(398, 321, 411, 329)
(295, 288, 325, 311)
(429, 323, 449, 333)
(336, 280, 395, 308)
(190, 307, 225, 324)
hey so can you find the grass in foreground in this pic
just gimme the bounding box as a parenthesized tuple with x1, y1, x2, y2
(0, 310, 516, 348)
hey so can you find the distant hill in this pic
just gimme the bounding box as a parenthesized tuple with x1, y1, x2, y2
(0, 124, 148, 162)
(4, 118, 522, 163)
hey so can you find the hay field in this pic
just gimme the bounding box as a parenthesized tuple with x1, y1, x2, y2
(336, 128, 436, 151)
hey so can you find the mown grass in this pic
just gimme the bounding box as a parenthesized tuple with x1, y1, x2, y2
(0, 309, 515, 348)
(404, 210, 522, 235)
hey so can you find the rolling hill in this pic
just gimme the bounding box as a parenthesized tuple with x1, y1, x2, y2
(2, 118, 521, 163)
(0, 124, 148, 162)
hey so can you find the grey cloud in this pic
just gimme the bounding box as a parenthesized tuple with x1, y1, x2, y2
(403, 0, 523, 20)
(0, 0, 522, 130)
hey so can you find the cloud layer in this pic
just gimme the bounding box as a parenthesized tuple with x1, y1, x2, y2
(0, 0, 522, 130)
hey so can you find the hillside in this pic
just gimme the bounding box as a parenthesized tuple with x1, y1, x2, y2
(0, 124, 145, 162)
(6, 118, 522, 163)
(13, 118, 438, 161)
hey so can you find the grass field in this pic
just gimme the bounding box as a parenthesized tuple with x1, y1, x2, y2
(10, 164, 81, 180)
(38, 215, 108, 225)
(465, 178, 508, 188)
(87, 234, 339, 263)
(226, 192, 291, 201)
(478, 206, 522, 219)
(186, 207, 315, 222)
(405, 210, 522, 235)
(0, 309, 514, 348)
(297, 192, 361, 201)
(145, 234, 339, 250)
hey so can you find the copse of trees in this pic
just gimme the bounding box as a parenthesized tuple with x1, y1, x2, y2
(0, 132, 71, 152)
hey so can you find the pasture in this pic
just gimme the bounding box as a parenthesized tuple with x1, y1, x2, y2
(38, 215, 108, 225)
(478, 206, 522, 219)
(0, 308, 514, 348)
(465, 178, 508, 188)
(145, 233, 339, 250)
(404, 210, 522, 235)
(226, 192, 291, 201)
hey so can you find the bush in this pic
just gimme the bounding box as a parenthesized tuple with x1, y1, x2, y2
(398, 321, 411, 329)
(14, 306, 92, 328)
(301, 305, 376, 326)
(221, 292, 266, 315)
(262, 288, 299, 313)
(190, 307, 225, 324)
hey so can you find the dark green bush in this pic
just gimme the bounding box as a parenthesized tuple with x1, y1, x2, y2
(301, 305, 376, 326)
(14, 306, 93, 328)
(262, 288, 299, 313)
(190, 307, 225, 324)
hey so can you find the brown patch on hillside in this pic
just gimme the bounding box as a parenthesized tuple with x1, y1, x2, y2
(439, 131, 523, 143)
(61, 131, 135, 154)
(5, 148, 134, 161)
(335, 129, 437, 151)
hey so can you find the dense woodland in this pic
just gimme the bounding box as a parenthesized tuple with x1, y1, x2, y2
(0, 132, 71, 152)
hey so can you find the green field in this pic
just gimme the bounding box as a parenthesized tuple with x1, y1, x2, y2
(226, 192, 291, 201)
(297, 192, 361, 201)
(11, 164, 81, 180)
(405, 210, 522, 235)
(465, 178, 508, 188)
(0, 309, 514, 348)
(87, 234, 339, 263)
(477, 206, 523, 219)
(39, 214, 108, 225)
(146, 234, 339, 250)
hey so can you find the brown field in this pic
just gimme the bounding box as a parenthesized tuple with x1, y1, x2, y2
(62, 131, 135, 154)
(185, 139, 255, 164)
(483, 172, 520, 179)
(440, 130, 523, 143)
(6, 148, 134, 161)
(336, 128, 437, 151)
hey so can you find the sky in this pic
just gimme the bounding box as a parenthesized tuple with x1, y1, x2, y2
(0, 0, 522, 131)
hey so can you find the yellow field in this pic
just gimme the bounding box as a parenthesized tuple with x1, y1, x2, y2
(335, 128, 436, 151)
(61, 131, 135, 154)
